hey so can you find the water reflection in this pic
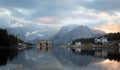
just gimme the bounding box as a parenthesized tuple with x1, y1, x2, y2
(0, 47, 120, 70)
(71, 48, 120, 62)
(52, 48, 104, 66)
(95, 59, 120, 70)
(0, 48, 18, 66)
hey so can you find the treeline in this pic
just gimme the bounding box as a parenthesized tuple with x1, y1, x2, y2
(105, 32, 120, 41)
(0, 28, 24, 47)
(72, 32, 120, 44)
(72, 38, 94, 44)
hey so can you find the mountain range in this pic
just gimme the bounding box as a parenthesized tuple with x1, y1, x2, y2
(7, 23, 59, 44)
(51, 25, 105, 45)
(6, 24, 105, 45)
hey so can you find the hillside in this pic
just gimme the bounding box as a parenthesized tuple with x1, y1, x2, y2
(52, 25, 105, 45)
(0, 28, 24, 47)
(7, 23, 59, 44)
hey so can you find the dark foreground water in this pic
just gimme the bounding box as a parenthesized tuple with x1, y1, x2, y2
(0, 47, 120, 70)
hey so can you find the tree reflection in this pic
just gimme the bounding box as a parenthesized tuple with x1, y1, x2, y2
(108, 52, 120, 62)
(71, 48, 120, 62)
(0, 49, 18, 66)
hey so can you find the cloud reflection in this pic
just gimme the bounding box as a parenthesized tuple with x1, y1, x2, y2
(94, 59, 120, 70)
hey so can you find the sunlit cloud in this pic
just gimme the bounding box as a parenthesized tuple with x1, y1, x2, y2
(93, 12, 120, 33)
(94, 23, 120, 33)
(36, 16, 61, 24)
(36, 17, 55, 23)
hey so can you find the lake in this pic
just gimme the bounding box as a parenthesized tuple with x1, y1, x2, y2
(0, 47, 120, 70)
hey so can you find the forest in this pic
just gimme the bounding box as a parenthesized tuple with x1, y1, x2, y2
(0, 28, 24, 47)
(72, 32, 120, 44)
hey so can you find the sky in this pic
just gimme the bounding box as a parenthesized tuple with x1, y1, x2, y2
(0, 0, 120, 33)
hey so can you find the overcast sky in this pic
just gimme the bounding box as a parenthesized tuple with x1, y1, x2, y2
(0, 0, 120, 33)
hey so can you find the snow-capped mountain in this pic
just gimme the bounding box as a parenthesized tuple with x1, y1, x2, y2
(52, 25, 106, 45)
(7, 23, 60, 43)
(6, 21, 105, 45)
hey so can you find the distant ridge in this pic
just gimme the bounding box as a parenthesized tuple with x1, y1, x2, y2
(52, 25, 106, 45)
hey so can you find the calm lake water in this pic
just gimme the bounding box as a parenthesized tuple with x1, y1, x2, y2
(0, 47, 120, 70)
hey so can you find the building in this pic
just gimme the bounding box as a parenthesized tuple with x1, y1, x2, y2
(95, 38, 101, 44)
(39, 40, 52, 50)
(17, 43, 28, 50)
(75, 42, 82, 47)
(95, 37, 108, 44)
(101, 37, 108, 44)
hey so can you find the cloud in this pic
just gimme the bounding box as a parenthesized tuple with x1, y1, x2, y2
(0, 0, 76, 17)
(1, 0, 120, 12)
(35, 16, 63, 24)
(0, 0, 120, 18)
(94, 23, 120, 33)
(0, 0, 120, 33)
(0, 8, 32, 28)
(76, 0, 120, 12)
(37, 17, 54, 23)
(92, 12, 120, 33)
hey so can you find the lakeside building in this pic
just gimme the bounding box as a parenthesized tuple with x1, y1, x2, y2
(75, 42, 82, 47)
(39, 40, 52, 51)
(94, 37, 108, 44)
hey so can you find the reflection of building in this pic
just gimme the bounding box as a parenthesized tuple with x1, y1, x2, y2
(118, 43, 120, 47)
(17, 43, 28, 50)
(95, 50, 108, 57)
(95, 37, 108, 44)
(118, 43, 120, 52)
(39, 40, 52, 51)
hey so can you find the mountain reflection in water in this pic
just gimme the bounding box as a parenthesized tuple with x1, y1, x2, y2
(0, 47, 120, 70)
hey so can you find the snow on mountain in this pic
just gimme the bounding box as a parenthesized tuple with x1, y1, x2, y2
(7, 23, 60, 43)
(6, 21, 105, 45)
